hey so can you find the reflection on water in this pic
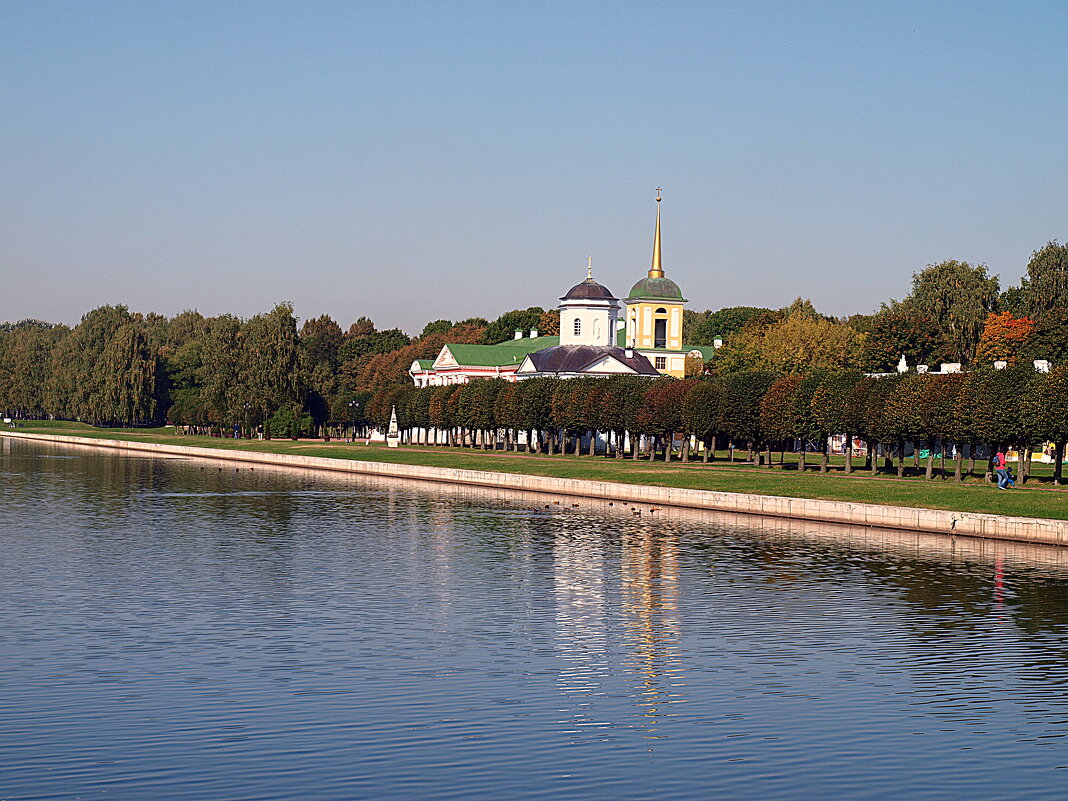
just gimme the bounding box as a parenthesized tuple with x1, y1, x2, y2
(5, 437, 1068, 800)
(553, 524, 610, 742)
(622, 528, 683, 740)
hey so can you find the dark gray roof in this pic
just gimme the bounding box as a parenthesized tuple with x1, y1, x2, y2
(522, 345, 659, 376)
(561, 278, 618, 302)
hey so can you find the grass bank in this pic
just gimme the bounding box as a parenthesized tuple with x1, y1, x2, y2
(7, 421, 1068, 521)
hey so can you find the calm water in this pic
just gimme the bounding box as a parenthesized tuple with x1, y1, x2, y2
(4, 439, 1068, 800)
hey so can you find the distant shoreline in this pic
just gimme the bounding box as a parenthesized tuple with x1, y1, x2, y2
(5, 430, 1067, 548)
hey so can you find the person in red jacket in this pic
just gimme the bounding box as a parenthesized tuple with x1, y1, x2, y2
(995, 449, 1010, 489)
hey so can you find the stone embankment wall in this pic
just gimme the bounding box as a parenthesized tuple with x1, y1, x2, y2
(4, 431, 1067, 547)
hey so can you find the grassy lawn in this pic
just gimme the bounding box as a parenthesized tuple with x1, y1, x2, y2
(6, 421, 1068, 521)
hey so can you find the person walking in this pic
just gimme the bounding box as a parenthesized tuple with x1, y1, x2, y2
(995, 448, 1010, 489)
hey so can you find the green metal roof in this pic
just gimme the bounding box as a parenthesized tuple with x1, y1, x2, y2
(441, 336, 560, 367)
(415, 359, 435, 370)
(628, 344, 716, 359)
(626, 275, 686, 301)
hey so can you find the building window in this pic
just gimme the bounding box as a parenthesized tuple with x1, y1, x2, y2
(573, 318, 582, 336)
(654, 319, 667, 349)
(655, 356, 667, 370)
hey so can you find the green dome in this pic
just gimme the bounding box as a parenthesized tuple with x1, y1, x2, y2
(627, 276, 686, 302)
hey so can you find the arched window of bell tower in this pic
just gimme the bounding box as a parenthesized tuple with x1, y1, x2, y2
(573, 318, 582, 337)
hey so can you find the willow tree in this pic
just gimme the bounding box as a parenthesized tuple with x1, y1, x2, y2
(199, 315, 243, 429)
(239, 304, 302, 438)
(94, 322, 158, 425)
(1024, 241, 1068, 320)
(898, 260, 999, 365)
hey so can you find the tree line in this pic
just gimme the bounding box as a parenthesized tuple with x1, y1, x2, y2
(0, 303, 553, 435)
(1, 242, 1065, 440)
(366, 367, 1068, 484)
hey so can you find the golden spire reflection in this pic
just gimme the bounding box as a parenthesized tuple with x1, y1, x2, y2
(622, 527, 684, 740)
(649, 187, 664, 278)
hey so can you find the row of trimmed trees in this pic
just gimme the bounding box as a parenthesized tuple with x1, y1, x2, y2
(367, 367, 1068, 483)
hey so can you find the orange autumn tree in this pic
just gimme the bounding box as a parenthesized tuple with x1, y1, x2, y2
(975, 312, 1034, 364)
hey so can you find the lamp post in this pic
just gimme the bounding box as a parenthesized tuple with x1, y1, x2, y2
(348, 400, 360, 442)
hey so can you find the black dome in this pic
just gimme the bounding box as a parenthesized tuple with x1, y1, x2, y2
(561, 278, 617, 301)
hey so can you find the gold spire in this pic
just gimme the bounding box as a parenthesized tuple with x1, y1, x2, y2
(587, 255, 593, 280)
(649, 187, 664, 278)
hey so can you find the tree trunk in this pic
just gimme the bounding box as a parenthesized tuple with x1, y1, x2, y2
(798, 447, 806, 473)
(820, 437, 829, 473)
(871, 442, 879, 475)
(967, 443, 976, 479)
(925, 443, 934, 480)
(702, 435, 711, 463)
(1023, 449, 1032, 485)
(1055, 442, 1064, 486)
(896, 443, 905, 477)
(844, 433, 853, 474)
(664, 436, 672, 462)
(588, 431, 596, 456)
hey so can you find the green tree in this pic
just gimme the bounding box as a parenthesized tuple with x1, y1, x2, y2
(481, 307, 545, 345)
(680, 378, 723, 462)
(239, 303, 303, 437)
(862, 308, 946, 372)
(897, 260, 999, 364)
(919, 373, 965, 480)
(759, 374, 803, 467)
(810, 371, 864, 473)
(719, 371, 777, 462)
(1023, 241, 1068, 320)
(714, 309, 865, 373)
(1024, 367, 1068, 484)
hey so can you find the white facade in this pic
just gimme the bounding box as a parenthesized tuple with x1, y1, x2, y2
(558, 296, 620, 347)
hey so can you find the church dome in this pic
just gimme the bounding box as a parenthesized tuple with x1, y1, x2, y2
(627, 275, 686, 302)
(562, 277, 617, 302)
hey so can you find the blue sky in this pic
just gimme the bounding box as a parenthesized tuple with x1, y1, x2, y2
(2, 1, 1066, 333)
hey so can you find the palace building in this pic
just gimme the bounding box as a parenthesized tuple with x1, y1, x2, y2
(409, 191, 712, 386)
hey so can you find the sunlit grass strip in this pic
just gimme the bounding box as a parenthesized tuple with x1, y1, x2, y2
(9, 421, 1067, 521)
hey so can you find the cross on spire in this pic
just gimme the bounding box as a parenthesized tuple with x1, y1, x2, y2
(656, 186, 662, 202)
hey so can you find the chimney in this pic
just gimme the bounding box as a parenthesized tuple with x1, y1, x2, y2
(514, 330, 523, 340)
(529, 328, 538, 338)
(994, 360, 1007, 370)
(625, 347, 634, 359)
(713, 338, 723, 349)
(1035, 359, 1050, 373)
